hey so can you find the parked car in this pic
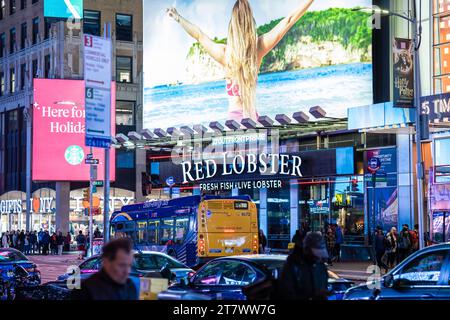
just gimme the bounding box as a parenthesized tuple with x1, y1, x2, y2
(344, 243, 450, 300)
(0, 248, 41, 300)
(158, 254, 353, 300)
(57, 250, 193, 287)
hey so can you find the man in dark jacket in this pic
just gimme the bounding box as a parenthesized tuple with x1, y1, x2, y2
(374, 226, 389, 274)
(277, 232, 329, 300)
(71, 238, 138, 300)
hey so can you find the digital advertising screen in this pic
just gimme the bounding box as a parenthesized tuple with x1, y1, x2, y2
(44, 0, 83, 19)
(32, 79, 116, 182)
(143, 0, 373, 129)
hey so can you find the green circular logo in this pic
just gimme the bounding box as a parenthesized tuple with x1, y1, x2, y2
(65, 145, 84, 166)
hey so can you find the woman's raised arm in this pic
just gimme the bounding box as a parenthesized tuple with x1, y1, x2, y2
(167, 7, 226, 66)
(257, 0, 314, 60)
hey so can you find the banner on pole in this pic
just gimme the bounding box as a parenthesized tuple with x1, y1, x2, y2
(84, 35, 112, 148)
(393, 38, 414, 108)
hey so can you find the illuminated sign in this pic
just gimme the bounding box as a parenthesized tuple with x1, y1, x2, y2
(32, 79, 116, 182)
(143, 0, 373, 128)
(44, 0, 83, 19)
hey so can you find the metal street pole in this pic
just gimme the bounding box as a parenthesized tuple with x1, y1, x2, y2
(89, 147, 94, 257)
(103, 22, 112, 243)
(25, 104, 32, 232)
(412, 16, 425, 250)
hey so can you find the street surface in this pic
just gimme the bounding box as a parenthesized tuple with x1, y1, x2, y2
(28, 254, 80, 283)
(28, 254, 373, 284)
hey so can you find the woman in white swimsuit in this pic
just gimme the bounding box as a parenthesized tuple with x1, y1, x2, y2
(167, 0, 314, 122)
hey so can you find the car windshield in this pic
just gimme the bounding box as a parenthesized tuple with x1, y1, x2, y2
(134, 254, 185, 270)
(0, 250, 28, 263)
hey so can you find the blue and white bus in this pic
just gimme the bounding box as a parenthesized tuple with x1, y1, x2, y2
(110, 195, 259, 267)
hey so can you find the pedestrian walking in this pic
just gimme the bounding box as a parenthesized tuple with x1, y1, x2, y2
(37, 229, 44, 254)
(258, 229, 267, 254)
(94, 228, 102, 239)
(50, 232, 58, 255)
(334, 224, 344, 262)
(41, 230, 50, 255)
(24, 232, 31, 255)
(385, 227, 398, 268)
(277, 232, 329, 300)
(30, 231, 37, 254)
(76, 231, 87, 260)
(1, 232, 9, 248)
(374, 226, 389, 274)
(64, 232, 72, 252)
(325, 226, 336, 266)
(410, 224, 419, 252)
(71, 238, 139, 300)
(57, 231, 64, 255)
(397, 225, 412, 263)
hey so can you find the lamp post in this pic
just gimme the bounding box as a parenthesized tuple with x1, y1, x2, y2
(358, 5, 425, 249)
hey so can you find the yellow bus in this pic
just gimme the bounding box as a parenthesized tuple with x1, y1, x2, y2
(110, 195, 259, 267)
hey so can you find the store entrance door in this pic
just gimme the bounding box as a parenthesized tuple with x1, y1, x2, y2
(432, 211, 450, 242)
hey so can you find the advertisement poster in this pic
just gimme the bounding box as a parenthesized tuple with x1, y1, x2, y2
(32, 79, 116, 182)
(44, 0, 83, 19)
(84, 35, 113, 148)
(393, 38, 414, 108)
(365, 148, 398, 232)
(143, 0, 373, 129)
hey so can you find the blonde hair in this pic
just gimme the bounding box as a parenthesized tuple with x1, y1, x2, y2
(226, 0, 258, 120)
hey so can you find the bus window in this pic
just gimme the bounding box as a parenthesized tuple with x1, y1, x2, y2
(160, 218, 174, 245)
(123, 222, 136, 240)
(136, 221, 147, 244)
(175, 218, 189, 244)
(147, 220, 159, 245)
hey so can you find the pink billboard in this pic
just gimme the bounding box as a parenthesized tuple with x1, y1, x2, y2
(33, 79, 116, 182)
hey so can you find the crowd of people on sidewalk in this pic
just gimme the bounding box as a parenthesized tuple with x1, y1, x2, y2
(0, 227, 103, 257)
(373, 224, 421, 273)
(292, 222, 344, 267)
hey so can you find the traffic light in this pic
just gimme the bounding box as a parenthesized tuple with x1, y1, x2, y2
(83, 188, 90, 202)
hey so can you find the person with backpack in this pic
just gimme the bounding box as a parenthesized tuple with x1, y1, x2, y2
(385, 227, 398, 268)
(277, 232, 330, 300)
(397, 225, 411, 263)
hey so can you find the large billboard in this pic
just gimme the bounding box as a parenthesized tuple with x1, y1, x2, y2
(32, 79, 116, 182)
(44, 0, 83, 19)
(143, 0, 373, 129)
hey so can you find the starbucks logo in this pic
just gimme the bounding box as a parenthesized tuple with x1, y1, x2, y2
(65, 145, 84, 166)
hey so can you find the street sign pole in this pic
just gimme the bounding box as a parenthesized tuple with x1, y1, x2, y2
(89, 146, 93, 257)
(103, 22, 112, 243)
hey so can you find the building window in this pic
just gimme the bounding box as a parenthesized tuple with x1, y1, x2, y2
(31, 0, 36, 3)
(9, 28, 15, 53)
(32, 17, 39, 45)
(116, 100, 135, 125)
(44, 54, 50, 78)
(10, 67, 15, 94)
(0, 33, 5, 58)
(20, 63, 26, 90)
(116, 56, 132, 83)
(83, 10, 101, 36)
(267, 185, 291, 249)
(9, 0, 15, 15)
(44, 18, 51, 39)
(0, 72, 4, 96)
(116, 14, 132, 41)
(20, 22, 26, 49)
(117, 150, 135, 169)
(32, 58, 38, 78)
(20, 0, 25, 9)
(0, 0, 5, 20)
